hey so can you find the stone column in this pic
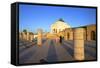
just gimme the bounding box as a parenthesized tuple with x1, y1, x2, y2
(26, 32, 29, 41)
(30, 34, 34, 42)
(22, 32, 26, 40)
(37, 29, 42, 46)
(74, 28, 85, 60)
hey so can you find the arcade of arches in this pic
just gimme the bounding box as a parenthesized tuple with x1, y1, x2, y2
(19, 19, 96, 41)
(51, 19, 96, 41)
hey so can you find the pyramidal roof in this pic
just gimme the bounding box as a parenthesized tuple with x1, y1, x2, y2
(58, 18, 65, 22)
(52, 18, 71, 28)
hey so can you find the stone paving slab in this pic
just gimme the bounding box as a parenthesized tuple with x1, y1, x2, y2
(19, 39, 96, 64)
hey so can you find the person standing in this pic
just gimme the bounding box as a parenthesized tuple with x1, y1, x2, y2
(59, 36, 62, 43)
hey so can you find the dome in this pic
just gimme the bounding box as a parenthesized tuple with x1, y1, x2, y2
(51, 19, 71, 33)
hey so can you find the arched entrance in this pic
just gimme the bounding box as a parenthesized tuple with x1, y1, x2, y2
(53, 29, 55, 33)
(91, 31, 95, 40)
(67, 33, 70, 40)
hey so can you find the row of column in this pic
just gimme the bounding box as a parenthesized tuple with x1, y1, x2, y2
(19, 30, 43, 46)
(52, 29, 62, 33)
(37, 29, 42, 46)
(19, 32, 34, 42)
(19, 28, 84, 60)
(37, 28, 85, 60)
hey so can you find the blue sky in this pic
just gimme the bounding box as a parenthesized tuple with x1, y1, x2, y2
(19, 4, 96, 32)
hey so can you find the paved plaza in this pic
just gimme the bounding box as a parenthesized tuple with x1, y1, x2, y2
(19, 39, 96, 64)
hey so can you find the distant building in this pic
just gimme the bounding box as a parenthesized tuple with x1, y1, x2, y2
(51, 18, 71, 33)
(50, 18, 96, 41)
(19, 19, 96, 41)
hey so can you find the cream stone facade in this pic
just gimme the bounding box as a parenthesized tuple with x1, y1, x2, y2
(86, 24, 96, 41)
(19, 19, 96, 42)
(19, 32, 34, 42)
(58, 24, 96, 41)
(51, 19, 71, 33)
(50, 19, 96, 41)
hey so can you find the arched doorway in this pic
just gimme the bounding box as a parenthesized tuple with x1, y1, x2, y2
(53, 29, 55, 33)
(91, 31, 95, 40)
(67, 33, 70, 40)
